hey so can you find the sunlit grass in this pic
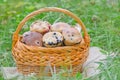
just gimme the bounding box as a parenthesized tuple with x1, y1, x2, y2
(0, 0, 120, 80)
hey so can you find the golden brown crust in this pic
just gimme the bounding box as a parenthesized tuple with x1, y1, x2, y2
(30, 20, 51, 34)
(21, 31, 43, 46)
(51, 22, 71, 32)
(42, 32, 63, 47)
(62, 27, 82, 46)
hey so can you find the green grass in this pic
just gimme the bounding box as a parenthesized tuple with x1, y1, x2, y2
(0, 0, 120, 80)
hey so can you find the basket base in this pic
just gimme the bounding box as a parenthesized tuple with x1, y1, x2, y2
(17, 64, 83, 76)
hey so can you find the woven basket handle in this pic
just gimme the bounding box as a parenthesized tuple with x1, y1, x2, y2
(12, 7, 89, 48)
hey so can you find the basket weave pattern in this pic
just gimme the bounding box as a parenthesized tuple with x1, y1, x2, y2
(12, 7, 90, 75)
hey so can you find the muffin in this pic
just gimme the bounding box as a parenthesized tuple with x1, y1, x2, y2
(62, 27, 82, 46)
(51, 22, 71, 32)
(30, 20, 51, 34)
(43, 32, 63, 47)
(21, 31, 43, 46)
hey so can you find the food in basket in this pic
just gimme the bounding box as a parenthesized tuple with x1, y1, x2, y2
(30, 20, 51, 34)
(42, 32, 63, 47)
(21, 31, 43, 46)
(51, 22, 71, 32)
(22, 20, 83, 47)
(62, 27, 82, 46)
(74, 23, 82, 33)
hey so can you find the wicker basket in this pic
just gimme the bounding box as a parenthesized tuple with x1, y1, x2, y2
(12, 7, 90, 76)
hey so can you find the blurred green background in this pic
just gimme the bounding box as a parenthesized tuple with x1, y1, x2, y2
(0, 0, 120, 80)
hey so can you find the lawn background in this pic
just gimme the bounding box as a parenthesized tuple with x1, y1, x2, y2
(0, 0, 120, 80)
